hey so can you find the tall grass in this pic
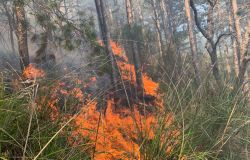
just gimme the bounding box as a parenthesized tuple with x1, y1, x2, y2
(0, 73, 91, 160)
(0, 60, 249, 160)
(140, 71, 249, 159)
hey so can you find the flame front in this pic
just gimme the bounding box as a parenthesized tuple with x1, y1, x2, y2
(23, 64, 46, 79)
(32, 41, 179, 159)
(72, 41, 177, 159)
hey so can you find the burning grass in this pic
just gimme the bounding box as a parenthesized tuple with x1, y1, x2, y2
(69, 41, 180, 159)
(16, 41, 181, 159)
(23, 64, 46, 79)
(2, 40, 245, 160)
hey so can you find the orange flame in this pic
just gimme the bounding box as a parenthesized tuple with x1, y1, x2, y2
(71, 41, 178, 159)
(23, 64, 45, 79)
(35, 40, 179, 159)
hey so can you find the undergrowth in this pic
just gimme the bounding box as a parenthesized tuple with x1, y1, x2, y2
(0, 69, 249, 160)
(0, 74, 91, 160)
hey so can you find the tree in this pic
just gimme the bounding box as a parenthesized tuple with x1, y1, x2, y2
(33, 0, 53, 64)
(13, 0, 29, 71)
(190, 0, 230, 87)
(150, 0, 164, 61)
(94, 0, 119, 92)
(125, 0, 143, 89)
(230, 0, 250, 89)
(1, 0, 15, 53)
(184, 0, 201, 85)
(227, 2, 240, 76)
(235, 21, 250, 89)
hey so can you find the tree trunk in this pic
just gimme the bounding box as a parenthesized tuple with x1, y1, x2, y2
(2, 2, 15, 53)
(152, 0, 164, 60)
(94, 0, 119, 92)
(236, 21, 250, 88)
(125, 0, 143, 89)
(125, 0, 133, 25)
(135, 0, 143, 23)
(230, 0, 242, 60)
(159, 0, 180, 82)
(184, 0, 201, 85)
(190, 0, 222, 87)
(229, 0, 241, 76)
(224, 44, 231, 79)
(230, 0, 250, 89)
(14, 0, 29, 71)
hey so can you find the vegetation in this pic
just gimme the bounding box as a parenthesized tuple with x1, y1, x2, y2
(0, 0, 249, 159)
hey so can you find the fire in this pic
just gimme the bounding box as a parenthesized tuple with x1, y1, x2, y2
(23, 64, 45, 79)
(34, 40, 179, 159)
(71, 41, 178, 159)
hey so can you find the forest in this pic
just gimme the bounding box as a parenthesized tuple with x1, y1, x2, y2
(0, 0, 249, 159)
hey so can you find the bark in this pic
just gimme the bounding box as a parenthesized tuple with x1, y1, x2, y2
(184, 0, 201, 85)
(207, 6, 222, 86)
(14, 0, 29, 71)
(228, 6, 240, 76)
(94, 0, 119, 92)
(95, 0, 105, 41)
(190, 0, 223, 87)
(160, 0, 180, 82)
(230, 0, 250, 89)
(230, 0, 242, 60)
(135, 0, 143, 23)
(236, 21, 250, 88)
(224, 44, 231, 78)
(125, 0, 143, 89)
(125, 0, 134, 25)
(2, 2, 15, 53)
(152, 0, 164, 60)
(159, 0, 171, 46)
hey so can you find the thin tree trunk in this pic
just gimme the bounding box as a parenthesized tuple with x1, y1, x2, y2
(206, 5, 221, 86)
(228, 0, 240, 75)
(160, 0, 180, 82)
(190, 0, 223, 87)
(224, 44, 231, 79)
(2, 2, 15, 53)
(95, 0, 119, 92)
(135, 0, 143, 23)
(230, 0, 242, 61)
(152, 0, 164, 60)
(125, 0, 133, 25)
(230, 0, 250, 89)
(14, 0, 29, 71)
(159, 0, 170, 43)
(125, 0, 143, 89)
(184, 0, 201, 85)
(236, 21, 250, 88)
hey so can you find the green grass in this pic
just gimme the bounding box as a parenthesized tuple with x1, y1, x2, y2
(151, 73, 250, 160)
(0, 67, 249, 160)
(0, 75, 91, 160)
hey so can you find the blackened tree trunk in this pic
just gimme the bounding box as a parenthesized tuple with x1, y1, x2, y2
(14, 0, 29, 71)
(94, 0, 119, 92)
